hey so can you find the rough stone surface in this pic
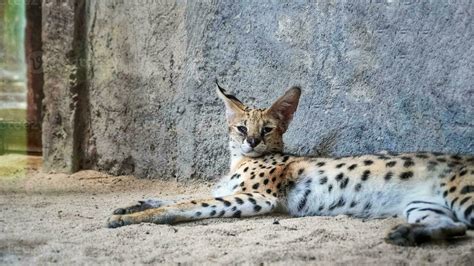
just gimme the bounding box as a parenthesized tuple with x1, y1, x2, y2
(42, 0, 77, 172)
(44, 0, 473, 178)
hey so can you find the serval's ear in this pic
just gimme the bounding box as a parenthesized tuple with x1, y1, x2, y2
(267, 86, 301, 131)
(216, 80, 246, 121)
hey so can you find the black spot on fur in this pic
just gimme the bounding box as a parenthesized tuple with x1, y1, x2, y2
(271, 177, 276, 182)
(329, 197, 346, 210)
(254, 205, 262, 212)
(328, 184, 333, 192)
(243, 167, 249, 172)
(450, 197, 459, 208)
(218, 210, 225, 217)
(355, 183, 362, 192)
(464, 205, 473, 220)
(316, 162, 325, 167)
(443, 191, 448, 198)
(427, 161, 438, 171)
(400, 171, 414, 180)
(403, 160, 415, 168)
(340, 178, 349, 189)
(350, 201, 357, 208)
(364, 160, 373, 166)
(191, 200, 197, 204)
(384, 172, 393, 181)
(231, 206, 237, 211)
(386, 161, 396, 167)
(335, 173, 344, 181)
(448, 161, 462, 168)
(337, 197, 346, 207)
(336, 163, 345, 168)
(320, 177, 328, 184)
(451, 155, 462, 160)
(348, 164, 357, 170)
(460, 186, 474, 194)
(201, 203, 209, 207)
(263, 179, 269, 185)
(450, 175, 457, 182)
(232, 185, 238, 190)
(240, 181, 245, 187)
(460, 170, 468, 176)
(269, 168, 276, 174)
(233, 210, 241, 218)
(460, 196, 471, 205)
(195, 212, 202, 217)
(266, 189, 272, 194)
(437, 158, 447, 163)
(210, 210, 216, 216)
(298, 190, 311, 212)
(298, 168, 304, 175)
(235, 197, 244, 205)
(265, 201, 271, 206)
(232, 174, 241, 180)
(449, 187, 457, 193)
(259, 172, 264, 177)
(248, 197, 257, 205)
(252, 183, 260, 190)
(364, 202, 372, 210)
(361, 170, 370, 181)
(282, 155, 290, 162)
(416, 154, 429, 159)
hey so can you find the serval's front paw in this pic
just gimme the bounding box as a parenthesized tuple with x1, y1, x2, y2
(107, 215, 130, 228)
(112, 199, 167, 215)
(384, 224, 430, 246)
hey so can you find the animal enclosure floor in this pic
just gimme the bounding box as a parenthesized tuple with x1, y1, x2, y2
(1, 166, 473, 264)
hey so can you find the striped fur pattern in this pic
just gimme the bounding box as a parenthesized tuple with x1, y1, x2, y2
(108, 85, 474, 246)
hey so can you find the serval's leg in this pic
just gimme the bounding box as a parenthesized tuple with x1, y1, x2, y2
(385, 200, 467, 246)
(445, 166, 474, 228)
(107, 193, 277, 228)
(112, 199, 177, 215)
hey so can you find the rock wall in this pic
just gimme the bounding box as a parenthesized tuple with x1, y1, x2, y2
(43, 0, 473, 179)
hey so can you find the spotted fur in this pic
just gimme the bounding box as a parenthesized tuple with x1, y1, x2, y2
(108, 85, 474, 246)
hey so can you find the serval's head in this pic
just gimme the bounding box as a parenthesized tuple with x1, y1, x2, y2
(217, 82, 301, 158)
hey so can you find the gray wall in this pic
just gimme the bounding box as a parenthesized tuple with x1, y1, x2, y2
(43, 0, 473, 179)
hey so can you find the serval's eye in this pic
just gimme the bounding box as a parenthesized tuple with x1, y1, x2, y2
(237, 126, 247, 134)
(262, 127, 273, 134)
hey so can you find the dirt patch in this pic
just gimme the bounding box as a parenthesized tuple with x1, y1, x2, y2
(1, 156, 473, 264)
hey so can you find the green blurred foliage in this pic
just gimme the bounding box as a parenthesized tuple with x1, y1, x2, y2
(2, 0, 26, 70)
(1, 1, 27, 154)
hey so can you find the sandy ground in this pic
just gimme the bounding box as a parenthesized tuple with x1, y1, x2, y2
(1, 155, 473, 265)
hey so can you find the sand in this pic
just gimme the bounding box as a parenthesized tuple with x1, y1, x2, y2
(0, 155, 473, 265)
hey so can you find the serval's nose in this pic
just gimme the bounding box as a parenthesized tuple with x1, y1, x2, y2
(246, 137, 261, 148)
